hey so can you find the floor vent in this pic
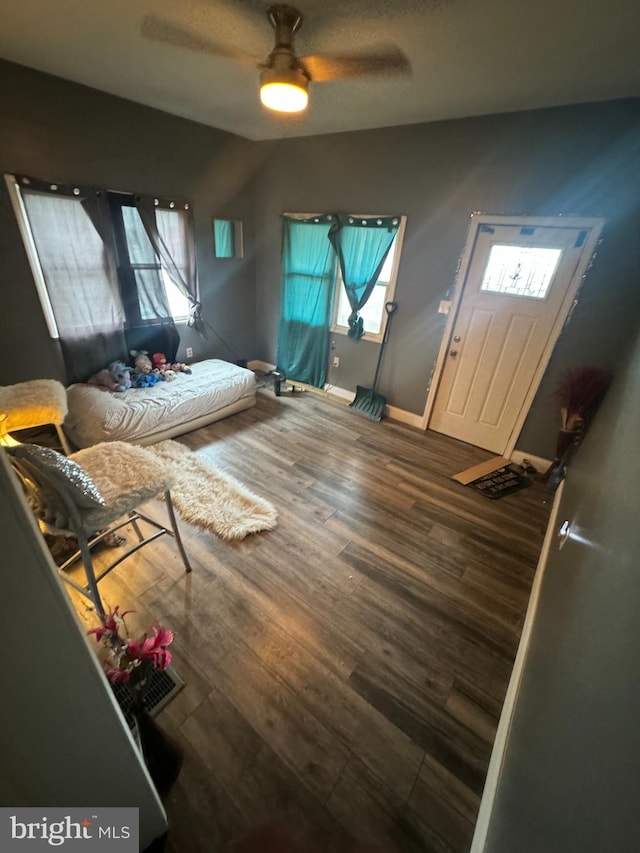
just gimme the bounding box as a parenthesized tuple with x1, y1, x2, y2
(112, 667, 184, 729)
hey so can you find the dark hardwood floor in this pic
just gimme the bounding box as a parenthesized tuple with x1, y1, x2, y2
(69, 384, 552, 852)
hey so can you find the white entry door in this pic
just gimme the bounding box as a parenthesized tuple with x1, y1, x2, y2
(429, 220, 602, 454)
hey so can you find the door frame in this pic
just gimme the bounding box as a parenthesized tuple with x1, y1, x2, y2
(419, 214, 605, 455)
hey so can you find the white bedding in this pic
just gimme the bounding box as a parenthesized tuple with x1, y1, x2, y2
(64, 359, 256, 448)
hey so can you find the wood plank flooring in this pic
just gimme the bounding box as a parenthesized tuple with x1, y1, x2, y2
(67, 385, 552, 852)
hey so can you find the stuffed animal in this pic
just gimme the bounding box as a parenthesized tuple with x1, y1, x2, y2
(130, 350, 153, 374)
(88, 361, 131, 393)
(152, 352, 167, 372)
(109, 361, 132, 390)
(153, 351, 191, 377)
(131, 371, 164, 389)
(163, 369, 177, 382)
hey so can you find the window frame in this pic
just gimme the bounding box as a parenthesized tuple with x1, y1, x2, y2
(109, 193, 192, 326)
(330, 214, 407, 344)
(4, 174, 60, 338)
(5, 174, 195, 338)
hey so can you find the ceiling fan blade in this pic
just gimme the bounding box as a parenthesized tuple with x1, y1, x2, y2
(300, 46, 411, 83)
(140, 14, 259, 66)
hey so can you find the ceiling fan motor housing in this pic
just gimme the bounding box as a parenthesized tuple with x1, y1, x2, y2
(261, 50, 309, 86)
(263, 4, 309, 82)
(267, 4, 304, 46)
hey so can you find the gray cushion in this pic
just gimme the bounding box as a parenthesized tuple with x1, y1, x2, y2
(12, 444, 105, 509)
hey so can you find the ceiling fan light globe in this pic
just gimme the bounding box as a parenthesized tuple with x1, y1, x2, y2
(260, 63, 309, 113)
(260, 81, 308, 112)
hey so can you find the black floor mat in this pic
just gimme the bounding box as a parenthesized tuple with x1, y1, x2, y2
(468, 464, 530, 499)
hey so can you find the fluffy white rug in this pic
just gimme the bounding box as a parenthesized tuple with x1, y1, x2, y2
(152, 440, 277, 541)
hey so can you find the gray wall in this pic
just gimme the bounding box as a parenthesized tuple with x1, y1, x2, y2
(479, 319, 640, 852)
(253, 99, 640, 457)
(0, 56, 638, 458)
(0, 453, 167, 848)
(0, 59, 259, 383)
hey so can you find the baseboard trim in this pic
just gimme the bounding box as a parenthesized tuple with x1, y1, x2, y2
(510, 450, 552, 473)
(323, 383, 354, 403)
(251, 371, 424, 427)
(470, 478, 564, 852)
(385, 405, 423, 429)
(249, 366, 544, 441)
(324, 384, 423, 426)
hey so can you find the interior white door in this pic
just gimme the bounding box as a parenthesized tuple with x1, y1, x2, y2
(429, 223, 591, 454)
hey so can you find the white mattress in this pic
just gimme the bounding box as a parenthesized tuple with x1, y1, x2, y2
(64, 359, 256, 448)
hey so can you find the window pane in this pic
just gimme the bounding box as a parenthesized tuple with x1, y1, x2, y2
(335, 232, 398, 334)
(22, 191, 123, 335)
(336, 283, 387, 335)
(157, 208, 189, 270)
(162, 271, 190, 319)
(122, 207, 157, 264)
(480, 244, 562, 299)
(377, 234, 397, 282)
(359, 285, 387, 334)
(124, 207, 191, 320)
(133, 268, 170, 320)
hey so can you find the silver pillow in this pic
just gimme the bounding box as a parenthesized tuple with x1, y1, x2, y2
(12, 444, 105, 509)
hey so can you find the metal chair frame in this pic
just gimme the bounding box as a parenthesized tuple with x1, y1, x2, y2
(9, 453, 192, 619)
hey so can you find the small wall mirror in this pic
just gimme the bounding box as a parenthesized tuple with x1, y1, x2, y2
(213, 219, 243, 259)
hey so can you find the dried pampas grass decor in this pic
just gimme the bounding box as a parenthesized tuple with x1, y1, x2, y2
(554, 366, 611, 432)
(152, 440, 277, 541)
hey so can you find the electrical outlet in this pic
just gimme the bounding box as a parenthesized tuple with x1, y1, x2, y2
(332, 356, 340, 367)
(186, 347, 193, 358)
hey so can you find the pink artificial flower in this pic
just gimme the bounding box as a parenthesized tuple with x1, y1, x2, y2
(149, 624, 175, 650)
(126, 625, 174, 670)
(88, 606, 135, 643)
(153, 647, 172, 670)
(105, 666, 131, 684)
(86, 607, 175, 687)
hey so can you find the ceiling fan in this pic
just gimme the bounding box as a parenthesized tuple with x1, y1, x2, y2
(141, 4, 411, 114)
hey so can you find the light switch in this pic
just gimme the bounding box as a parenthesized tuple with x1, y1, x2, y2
(438, 300, 452, 315)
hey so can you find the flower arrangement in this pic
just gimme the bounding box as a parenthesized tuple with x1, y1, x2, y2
(88, 606, 174, 705)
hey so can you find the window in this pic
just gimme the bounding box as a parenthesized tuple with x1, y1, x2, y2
(5, 174, 197, 341)
(114, 199, 191, 323)
(480, 244, 562, 300)
(213, 219, 243, 258)
(6, 179, 124, 341)
(332, 215, 406, 342)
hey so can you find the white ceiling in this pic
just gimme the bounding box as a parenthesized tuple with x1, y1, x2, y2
(1, 0, 639, 141)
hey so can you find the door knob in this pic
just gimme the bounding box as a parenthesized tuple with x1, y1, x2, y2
(449, 350, 458, 357)
(558, 520, 571, 550)
(453, 335, 461, 343)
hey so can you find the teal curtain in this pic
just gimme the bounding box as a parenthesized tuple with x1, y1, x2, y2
(329, 215, 400, 340)
(214, 219, 234, 258)
(277, 215, 336, 388)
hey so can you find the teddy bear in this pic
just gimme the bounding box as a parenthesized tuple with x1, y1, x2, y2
(88, 361, 131, 392)
(130, 350, 153, 374)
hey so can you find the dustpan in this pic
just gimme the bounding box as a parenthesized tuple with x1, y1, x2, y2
(350, 301, 398, 421)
